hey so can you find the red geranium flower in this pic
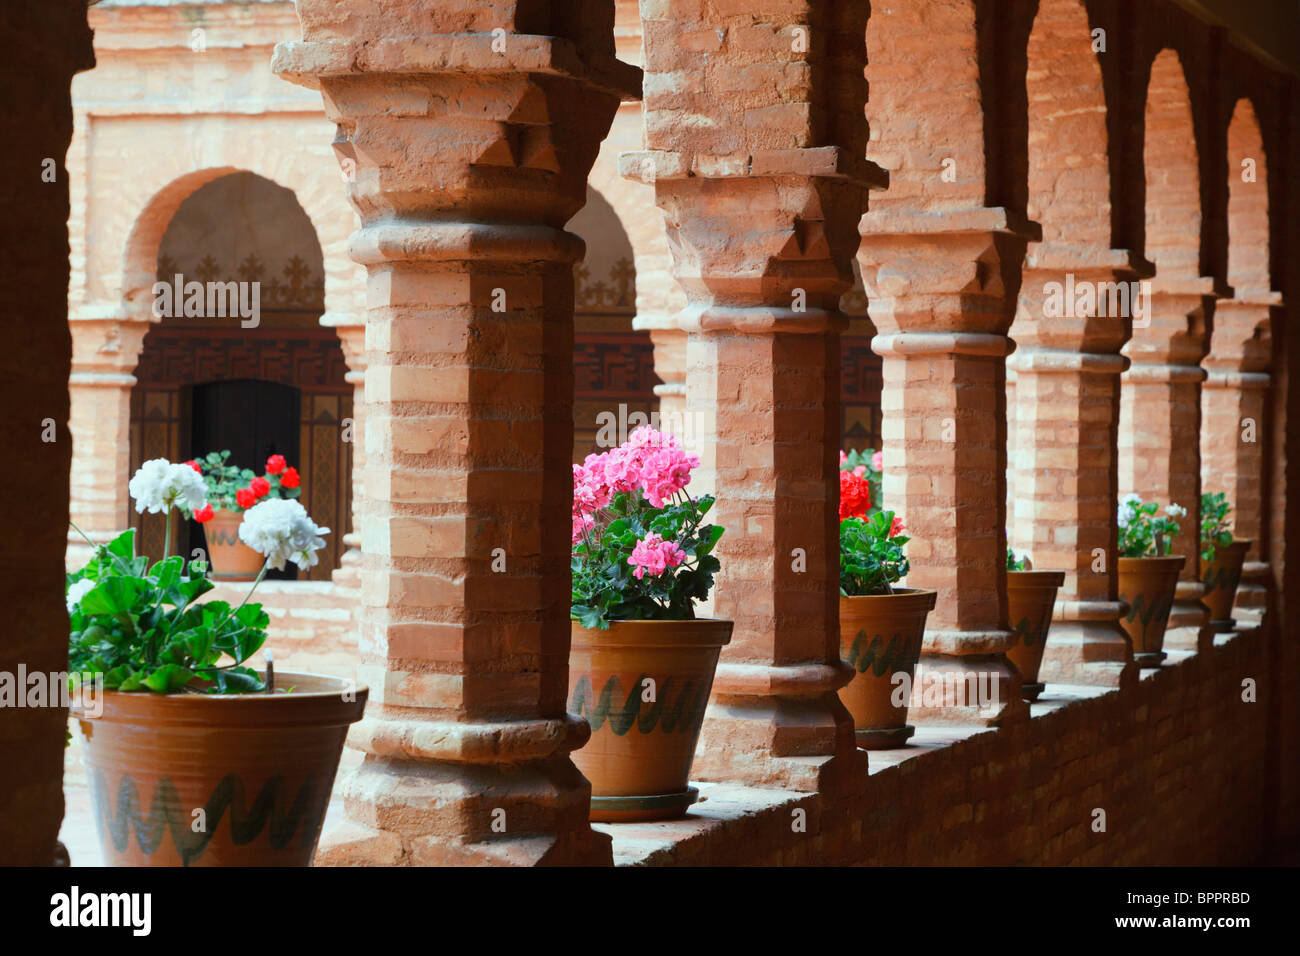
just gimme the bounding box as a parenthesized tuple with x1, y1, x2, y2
(889, 515, 905, 538)
(265, 454, 287, 475)
(839, 470, 871, 521)
(194, 503, 214, 523)
(250, 476, 271, 498)
(280, 466, 300, 489)
(185, 459, 202, 473)
(235, 487, 256, 510)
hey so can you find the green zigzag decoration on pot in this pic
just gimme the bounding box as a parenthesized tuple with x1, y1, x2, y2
(89, 768, 327, 866)
(569, 673, 709, 736)
(845, 630, 923, 677)
(1122, 592, 1173, 643)
(1201, 563, 1241, 593)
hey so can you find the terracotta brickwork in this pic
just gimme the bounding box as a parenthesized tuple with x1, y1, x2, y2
(626, 0, 883, 790)
(616, 628, 1275, 866)
(273, 0, 639, 865)
(7, 0, 1300, 870)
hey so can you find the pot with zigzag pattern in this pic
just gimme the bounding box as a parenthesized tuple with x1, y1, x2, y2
(1005, 570, 1066, 702)
(568, 618, 732, 822)
(838, 588, 936, 749)
(1202, 539, 1251, 633)
(72, 672, 366, 866)
(1118, 555, 1186, 667)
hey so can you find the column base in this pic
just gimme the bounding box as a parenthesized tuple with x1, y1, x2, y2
(321, 753, 613, 867)
(1038, 613, 1137, 690)
(1134, 651, 1168, 668)
(1164, 585, 1212, 654)
(906, 644, 1028, 726)
(691, 662, 868, 792)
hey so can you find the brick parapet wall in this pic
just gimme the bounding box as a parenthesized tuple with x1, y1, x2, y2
(600, 623, 1278, 866)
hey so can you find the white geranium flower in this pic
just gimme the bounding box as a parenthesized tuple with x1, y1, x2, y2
(1117, 494, 1140, 526)
(1166, 503, 1187, 519)
(128, 458, 208, 515)
(66, 578, 95, 614)
(238, 498, 330, 571)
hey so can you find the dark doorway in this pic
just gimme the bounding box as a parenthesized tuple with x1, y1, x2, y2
(186, 379, 302, 580)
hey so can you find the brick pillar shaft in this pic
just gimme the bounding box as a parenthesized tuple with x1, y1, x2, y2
(859, 210, 1036, 725)
(67, 312, 151, 568)
(1120, 277, 1217, 653)
(1012, 248, 1146, 688)
(274, 4, 637, 864)
(1200, 291, 1280, 622)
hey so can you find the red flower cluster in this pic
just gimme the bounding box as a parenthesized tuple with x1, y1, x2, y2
(839, 470, 871, 520)
(194, 503, 214, 523)
(266, 454, 286, 475)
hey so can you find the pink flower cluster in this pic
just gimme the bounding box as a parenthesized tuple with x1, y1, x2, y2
(628, 532, 687, 580)
(571, 426, 700, 542)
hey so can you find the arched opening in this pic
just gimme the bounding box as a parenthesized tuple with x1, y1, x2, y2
(569, 184, 655, 458)
(1143, 49, 1202, 279)
(1025, 0, 1111, 247)
(129, 171, 353, 578)
(1226, 98, 1270, 294)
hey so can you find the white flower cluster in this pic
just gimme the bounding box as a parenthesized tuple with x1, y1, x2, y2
(66, 578, 95, 614)
(238, 498, 330, 571)
(1117, 493, 1142, 527)
(1165, 503, 1187, 519)
(129, 458, 207, 515)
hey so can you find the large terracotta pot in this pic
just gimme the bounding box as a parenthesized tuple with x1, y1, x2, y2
(838, 588, 937, 749)
(1202, 539, 1251, 632)
(1005, 570, 1066, 702)
(1118, 555, 1186, 667)
(73, 672, 366, 866)
(568, 618, 731, 822)
(201, 508, 262, 581)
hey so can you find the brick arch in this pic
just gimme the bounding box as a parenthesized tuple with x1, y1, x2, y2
(1026, 0, 1111, 246)
(1226, 98, 1270, 294)
(122, 162, 357, 325)
(865, 0, 986, 212)
(586, 109, 685, 323)
(1143, 48, 1202, 278)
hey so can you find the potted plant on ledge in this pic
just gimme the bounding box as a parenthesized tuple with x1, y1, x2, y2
(186, 451, 303, 581)
(1005, 546, 1065, 702)
(569, 426, 730, 823)
(67, 457, 365, 866)
(1116, 494, 1187, 667)
(836, 459, 935, 749)
(1199, 491, 1250, 633)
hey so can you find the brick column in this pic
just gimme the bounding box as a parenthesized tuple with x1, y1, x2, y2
(623, 1, 881, 791)
(273, 3, 637, 865)
(1119, 276, 1219, 653)
(633, 314, 687, 436)
(1202, 290, 1282, 622)
(1009, 246, 1147, 688)
(321, 312, 364, 583)
(67, 309, 152, 568)
(858, 208, 1037, 724)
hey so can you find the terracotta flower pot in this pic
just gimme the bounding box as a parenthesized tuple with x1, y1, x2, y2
(1202, 539, 1251, 632)
(568, 618, 731, 822)
(1118, 555, 1186, 667)
(1005, 570, 1066, 702)
(201, 508, 263, 581)
(838, 588, 937, 749)
(73, 672, 366, 866)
